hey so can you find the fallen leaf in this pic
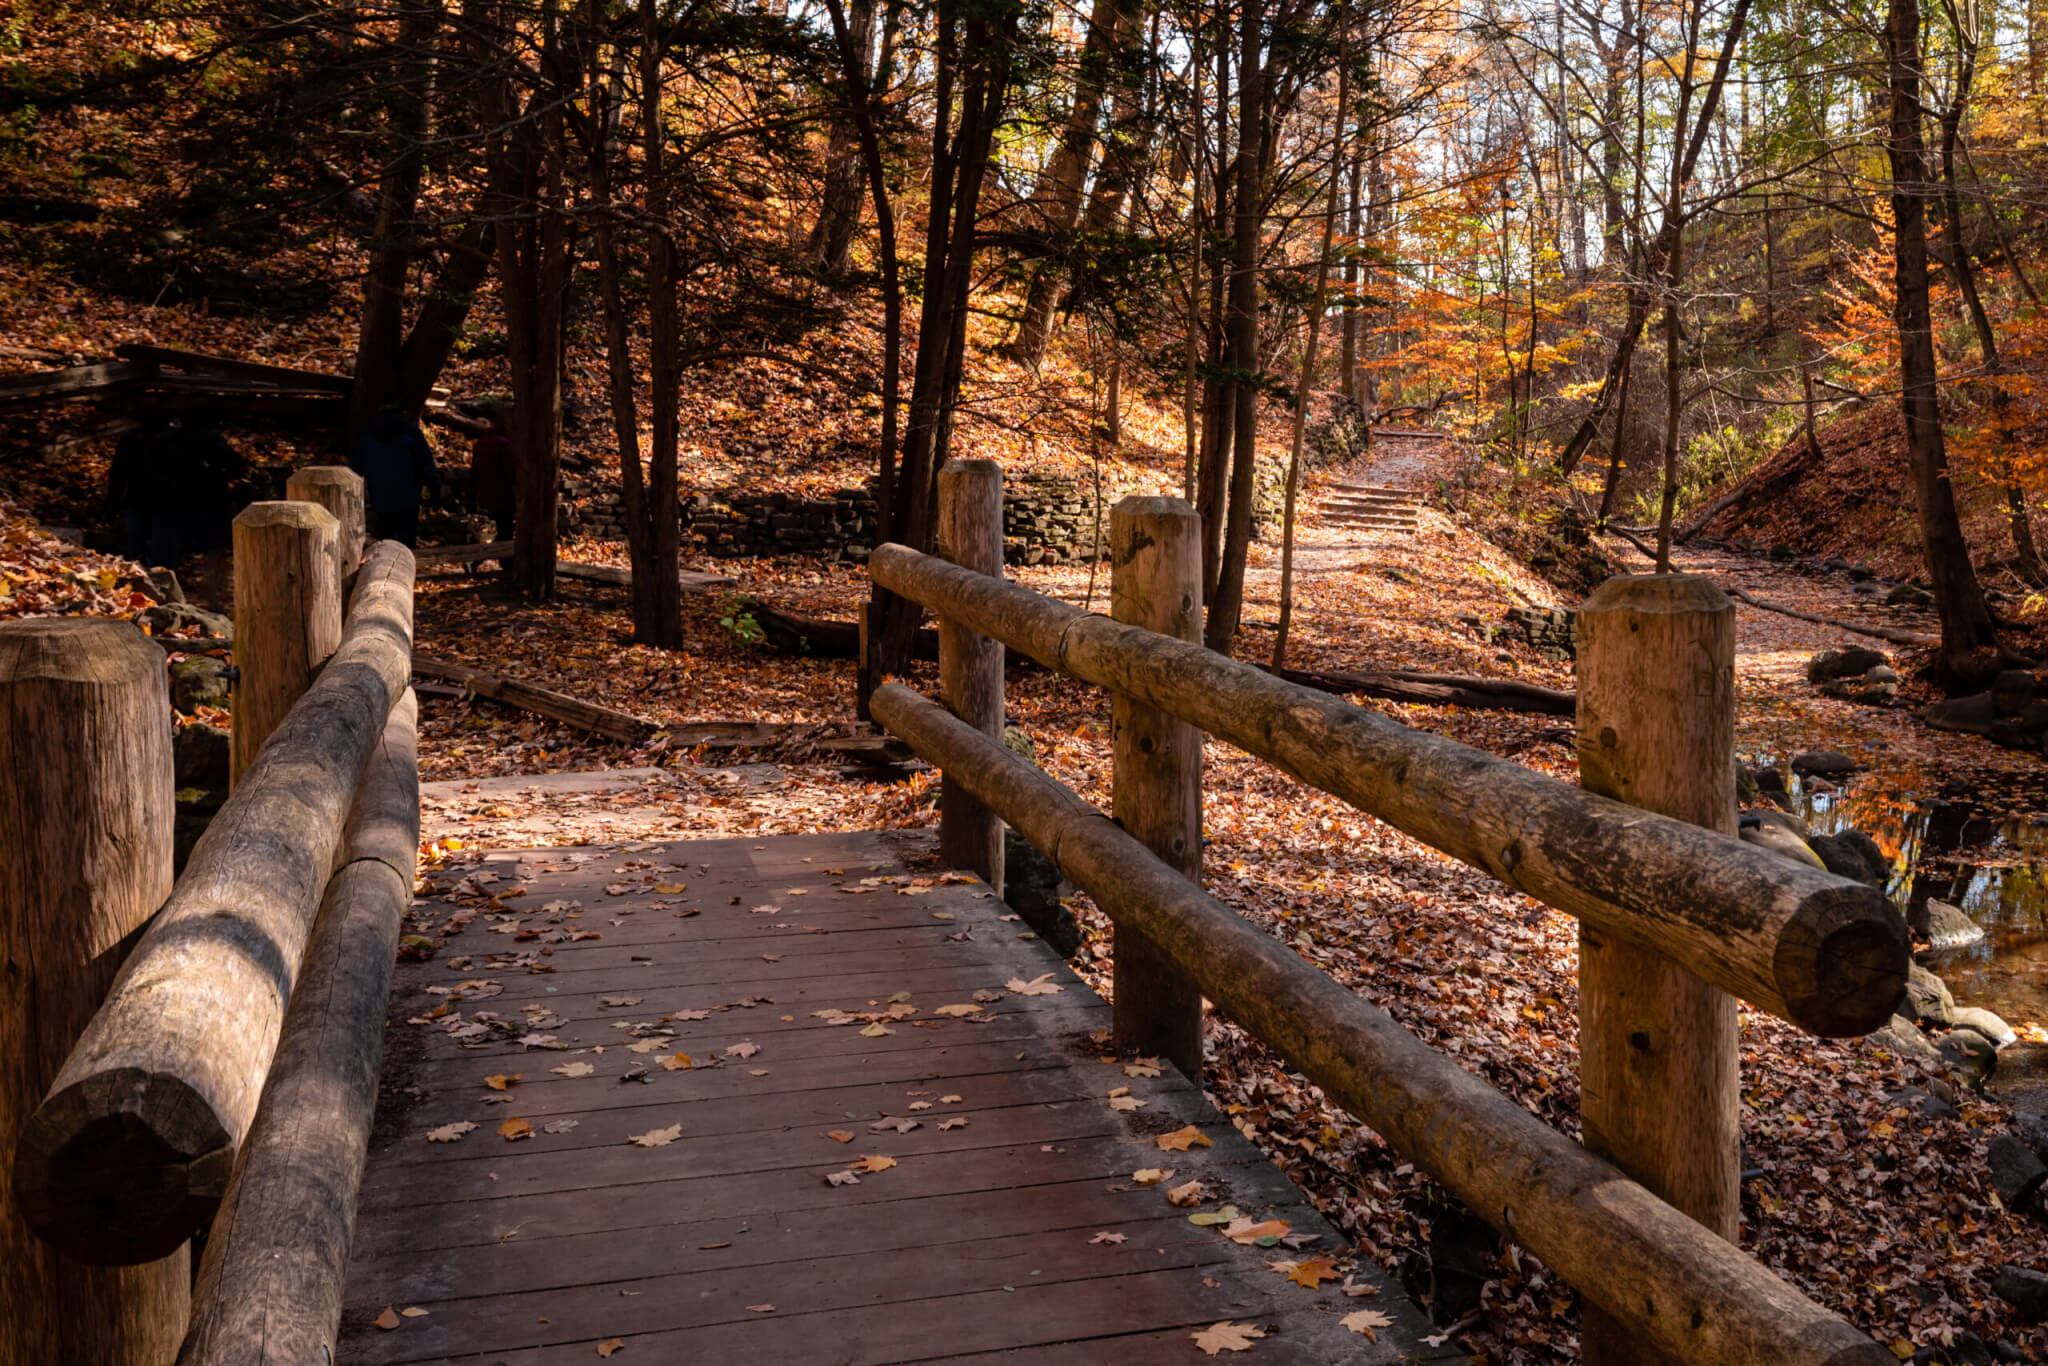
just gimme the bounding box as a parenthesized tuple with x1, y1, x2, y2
(1133, 1168, 1174, 1185)
(1341, 1308, 1393, 1340)
(859, 1022, 892, 1038)
(498, 1117, 533, 1142)
(654, 882, 687, 894)
(908, 1101, 932, 1111)
(870, 1116, 920, 1133)
(600, 996, 644, 1008)
(725, 1042, 760, 1059)
(825, 1170, 861, 1187)
(939, 1117, 969, 1130)
(826, 1129, 856, 1143)
(1223, 1218, 1291, 1246)
(1191, 1322, 1264, 1355)
(425, 1122, 476, 1143)
(853, 1154, 897, 1173)
(1108, 1093, 1145, 1112)
(626, 1038, 673, 1054)
(934, 1003, 983, 1017)
(940, 1094, 964, 1103)
(661, 1052, 694, 1071)
(1157, 1125, 1212, 1152)
(747, 1304, 775, 1313)
(972, 990, 1002, 1003)
(1188, 1205, 1240, 1226)
(1005, 973, 1063, 996)
(628, 1124, 682, 1148)
(400, 1307, 429, 1318)
(373, 1306, 402, 1331)
(667, 1009, 711, 1021)
(484, 1073, 521, 1090)
(597, 1339, 625, 1358)
(542, 1119, 580, 1134)
(1282, 1258, 1339, 1289)
(1090, 1231, 1128, 1245)
(1123, 1060, 1163, 1078)
(1166, 1180, 1206, 1207)
(551, 1062, 597, 1078)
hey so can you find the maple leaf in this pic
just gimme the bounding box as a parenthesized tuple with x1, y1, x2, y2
(1005, 973, 1062, 996)
(425, 1122, 476, 1143)
(1341, 1309, 1392, 1340)
(667, 1009, 710, 1021)
(400, 1307, 429, 1319)
(747, 1303, 775, 1313)
(1282, 1258, 1338, 1288)
(627, 1123, 682, 1147)
(725, 1041, 760, 1058)
(498, 1117, 534, 1141)
(1090, 1231, 1127, 1244)
(1157, 1125, 1212, 1151)
(853, 1153, 897, 1173)
(552, 1062, 596, 1078)
(484, 1073, 520, 1090)
(661, 1052, 693, 1070)
(1191, 1322, 1264, 1355)
(1123, 1060, 1162, 1078)
(870, 1116, 919, 1133)
(654, 882, 686, 894)
(859, 1021, 892, 1037)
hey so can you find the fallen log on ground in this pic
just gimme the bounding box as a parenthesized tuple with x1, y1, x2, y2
(1267, 664, 1574, 715)
(176, 690, 419, 1366)
(556, 560, 735, 594)
(12, 542, 416, 1266)
(413, 541, 510, 568)
(411, 655, 652, 744)
(752, 603, 941, 661)
(1726, 589, 1937, 647)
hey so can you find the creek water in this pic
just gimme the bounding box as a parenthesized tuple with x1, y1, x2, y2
(1778, 760, 2048, 1105)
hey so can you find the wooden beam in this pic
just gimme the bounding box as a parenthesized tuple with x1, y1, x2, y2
(410, 655, 651, 744)
(936, 461, 1005, 893)
(229, 502, 342, 787)
(869, 682, 1891, 1366)
(177, 692, 419, 1366)
(1267, 664, 1575, 714)
(113, 344, 351, 394)
(867, 543, 1906, 1037)
(0, 361, 148, 407)
(11, 542, 415, 1266)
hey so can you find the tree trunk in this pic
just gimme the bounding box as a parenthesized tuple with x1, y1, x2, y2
(1884, 0, 1999, 683)
(805, 0, 877, 276)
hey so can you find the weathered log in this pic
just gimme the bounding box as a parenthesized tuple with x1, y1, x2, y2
(411, 654, 650, 744)
(869, 682, 1891, 1366)
(1268, 664, 1575, 714)
(936, 461, 1005, 891)
(113, 344, 352, 394)
(1576, 577, 1740, 1366)
(868, 543, 1906, 1036)
(177, 692, 419, 1366)
(0, 620, 189, 1363)
(413, 540, 511, 568)
(284, 466, 367, 582)
(230, 502, 342, 786)
(1109, 497, 1205, 1079)
(11, 542, 415, 1266)
(553, 560, 735, 595)
(0, 361, 148, 407)
(1727, 588, 1938, 647)
(752, 603, 941, 661)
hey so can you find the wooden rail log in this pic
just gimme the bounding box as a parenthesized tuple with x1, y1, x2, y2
(1266, 663, 1575, 714)
(177, 692, 419, 1366)
(936, 461, 1005, 892)
(410, 655, 650, 744)
(868, 543, 1907, 1036)
(870, 683, 1891, 1366)
(285, 466, 367, 583)
(11, 542, 416, 1266)
(230, 502, 341, 786)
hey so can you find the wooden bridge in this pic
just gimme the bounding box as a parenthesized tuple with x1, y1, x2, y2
(0, 462, 1911, 1364)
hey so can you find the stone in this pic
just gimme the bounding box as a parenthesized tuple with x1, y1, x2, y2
(1871, 1014, 1940, 1062)
(1769, 545, 1796, 562)
(1849, 563, 1876, 581)
(1993, 1266, 2048, 1325)
(1754, 765, 1787, 794)
(1993, 670, 2039, 719)
(1751, 806, 1814, 840)
(1990, 1135, 2048, 1208)
(1807, 831, 1887, 888)
(1790, 749, 1858, 776)
(1953, 1005, 2017, 1049)
(173, 721, 231, 792)
(1925, 692, 1999, 736)
(138, 601, 233, 639)
(1866, 664, 1900, 684)
(1886, 582, 1935, 608)
(1885, 1085, 1958, 1120)
(1739, 814, 1825, 869)
(1939, 1026, 1999, 1084)
(1904, 963, 1956, 1027)
(1736, 766, 1760, 806)
(1923, 899, 1987, 951)
(1002, 831, 1081, 957)
(1806, 646, 1890, 683)
(2024, 701, 2048, 733)
(168, 657, 233, 714)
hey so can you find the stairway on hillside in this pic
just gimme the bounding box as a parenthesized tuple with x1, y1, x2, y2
(1322, 481, 1424, 533)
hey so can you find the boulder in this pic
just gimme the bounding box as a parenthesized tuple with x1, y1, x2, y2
(173, 721, 231, 792)
(1870, 1014, 1941, 1062)
(1754, 765, 1788, 794)
(1849, 563, 1877, 582)
(1807, 831, 1888, 888)
(168, 657, 232, 715)
(1791, 749, 1859, 777)
(1925, 692, 1999, 736)
(1739, 815, 1825, 870)
(1905, 963, 1957, 1027)
(1990, 1134, 2048, 1209)
(1953, 1005, 2017, 1049)
(1993, 1266, 2048, 1325)
(1807, 647, 1891, 684)
(1003, 831, 1082, 958)
(1751, 807, 1814, 840)
(1886, 1085, 1959, 1121)
(1887, 582, 1935, 608)
(1993, 670, 2038, 718)
(1923, 899, 1987, 951)
(1939, 1026, 1999, 1084)
(138, 601, 233, 639)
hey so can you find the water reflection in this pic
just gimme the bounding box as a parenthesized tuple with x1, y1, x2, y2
(1759, 760, 2048, 1033)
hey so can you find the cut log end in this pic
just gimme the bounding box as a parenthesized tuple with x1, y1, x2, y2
(1774, 885, 1911, 1038)
(12, 1067, 234, 1266)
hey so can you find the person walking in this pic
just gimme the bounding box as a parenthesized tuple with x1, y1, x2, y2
(349, 403, 442, 549)
(467, 402, 516, 541)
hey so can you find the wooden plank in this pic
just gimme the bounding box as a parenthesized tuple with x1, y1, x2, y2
(0, 361, 146, 406)
(113, 343, 352, 393)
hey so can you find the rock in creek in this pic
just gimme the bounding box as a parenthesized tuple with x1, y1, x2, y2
(1870, 1015, 1941, 1063)
(1807, 830, 1888, 888)
(1922, 899, 1987, 951)
(1791, 749, 1859, 777)
(1939, 1027, 1999, 1085)
(1738, 812, 1825, 870)
(1905, 963, 1957, 1027)
(1953, 1005, 2017, 1049)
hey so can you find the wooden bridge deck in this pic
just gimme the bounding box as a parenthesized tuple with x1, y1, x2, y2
(341, 829, 1450, 1363)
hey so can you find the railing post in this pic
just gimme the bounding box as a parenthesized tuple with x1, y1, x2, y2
(936, 460, 1005, 893)
(1109, 496, 1205, 1081)
(230, 501, 341, 787)
(0, 619, 188, 1365)
(1575, 574, 1740, 1366)
(285, 466, 366, 585)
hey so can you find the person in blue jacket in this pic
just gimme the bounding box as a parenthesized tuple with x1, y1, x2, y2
(349, 404, 442, 548)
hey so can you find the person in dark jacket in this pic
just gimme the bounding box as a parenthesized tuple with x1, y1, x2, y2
(468, 403, 516, 540)
(349, 404, 442, 548)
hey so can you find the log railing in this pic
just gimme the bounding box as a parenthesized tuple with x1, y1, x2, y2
(866, 463, 1903, 1366)
(2, 473, 422, 1366)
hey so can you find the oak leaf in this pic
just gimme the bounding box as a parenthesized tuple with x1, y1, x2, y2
(425, 1122, 476, 1143)
(1341, 1309, 1392, 1340)
(552, 1062, 596, 1078)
